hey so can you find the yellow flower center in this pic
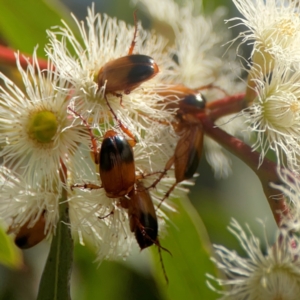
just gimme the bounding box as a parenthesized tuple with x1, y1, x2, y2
(27, 110, 58, 143)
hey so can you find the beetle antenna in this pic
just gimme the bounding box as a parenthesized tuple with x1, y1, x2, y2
(128, 10, 138, 55)
(156, 239, 170, 284)
(98, 209, 114, 220)
(71, 182, 103, 191)
(146, 155, 174, 190)
(104, 95, 137, 144)
(137, 223, 170, 283)
(156, 181, 177, 211)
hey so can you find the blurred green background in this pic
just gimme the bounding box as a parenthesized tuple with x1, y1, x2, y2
(0, 0, 276, 299)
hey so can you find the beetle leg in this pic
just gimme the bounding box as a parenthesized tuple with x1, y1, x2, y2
(105, 95, 137, 144)
(154, 239, 172, 256)
(68, 107, 99, 164)
(98, 209, 114, 220)
(138, 111, 171, 126)
(71, 183, 103, 190)
(127, 139, 137, 147)
(156, 181, 177, 210)
(135, 170, 165, 181)
(156, 239, 170, 284)
(146, 155, 175, 190)
(128, 10, 138, 55)
(111, 92, 124, 107)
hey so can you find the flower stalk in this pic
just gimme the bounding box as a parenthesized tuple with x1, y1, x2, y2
(199, 111, 290, 226)
(37, 162, 73, 300)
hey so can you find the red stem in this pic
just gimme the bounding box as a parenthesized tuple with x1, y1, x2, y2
(199, 112, 289, 225)
(206, 93, 246, 121)
(0, 45, 49, 70)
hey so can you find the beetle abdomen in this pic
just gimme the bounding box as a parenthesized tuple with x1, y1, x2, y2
(99, 131, 136, 197)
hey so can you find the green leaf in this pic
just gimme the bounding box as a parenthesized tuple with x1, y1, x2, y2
(73, 247, 162, 300)
(151, 196, 219, 300)
(0, 0, 72, 58)
(0, 225, 22, 269)
(37, 188, 73, 300)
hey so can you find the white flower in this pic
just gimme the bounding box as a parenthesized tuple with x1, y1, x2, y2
(0, 50, 90, 189)
(230, 0, 300, 65)
(46, 5, 176, 139)
(0, 167, 59, 246)
(136, 0, 229, 88)
(244, 60, 300, 168)
(207, 219, 300, 300)
(69, 183, 135, 260)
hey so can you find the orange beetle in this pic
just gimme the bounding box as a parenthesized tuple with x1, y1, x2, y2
(97, 12, 159, 142)
(148, 85, 206, 206)
(8, 211, 47, 249)
(99, 130, 136, 197)
(71, 126, 169, 281)
(120, 181, 169, 282)
(98, 54, 159, 96)
(97, 11, 159, 98)
(72, 129, 136, 198)
(156, 84, 206, 112)
(69, 114, 169, 281)
(121, 181, 158, 249)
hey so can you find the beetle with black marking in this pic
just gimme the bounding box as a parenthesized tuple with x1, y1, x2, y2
(120, 181, 169, 282)
(148, 84, 206, 207)
(96, 12, 159, 142)
(97, 11, 159, 100)
(156, 84, 206, 112)
(8, 211, 47, 249)
(69, 109, 169, 280)
(71, 128, 136, 198)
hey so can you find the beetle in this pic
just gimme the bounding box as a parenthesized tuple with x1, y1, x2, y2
(96, 12, 159, 143)
(8, 211, 47, 249)
(150, 117, 204, 208)
(68, 108, 163, 198)
(71, 128, 136, 198)
(121, 181, 158, 249)
(99, 129, 136, 197)
(97, 11, 159, 141)
(97, 11, 159, 99)
(120, 181, 169, 282)
(69, 120, 169, 280)
(147, 85, 206, 207)
(69, 111, 170, 281)
(68, 105, 137, 197)
(98, 54, 159, 97)
(156, 84, 206, 112)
